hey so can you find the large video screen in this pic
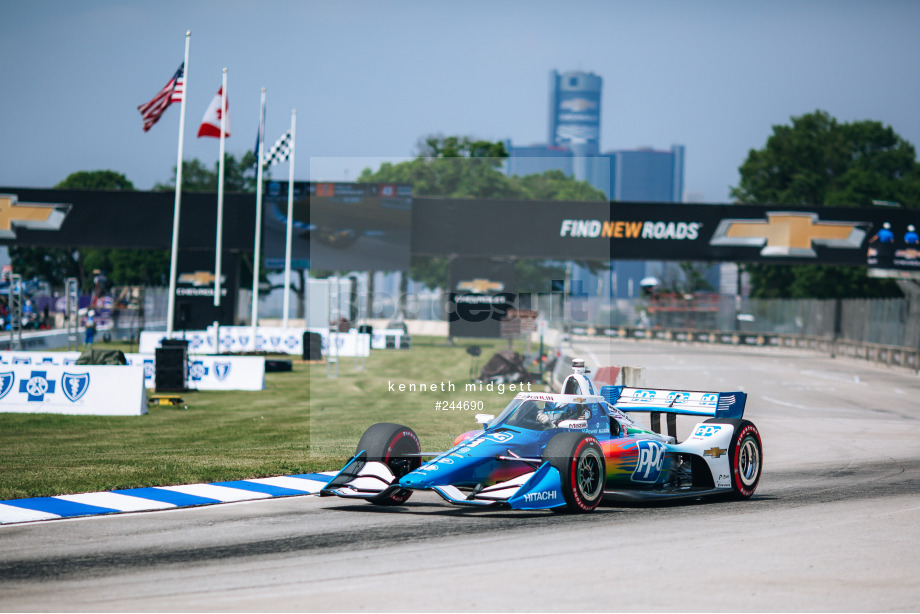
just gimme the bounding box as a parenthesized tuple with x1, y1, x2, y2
(263, 181, 412, 271)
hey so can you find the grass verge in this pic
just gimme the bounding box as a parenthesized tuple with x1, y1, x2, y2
(0, 336, 549, 499)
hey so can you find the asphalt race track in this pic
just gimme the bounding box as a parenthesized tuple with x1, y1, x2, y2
(2, 340, 919, 612)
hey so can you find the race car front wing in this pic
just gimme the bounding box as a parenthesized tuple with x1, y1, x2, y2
(320, 452, 567, 510)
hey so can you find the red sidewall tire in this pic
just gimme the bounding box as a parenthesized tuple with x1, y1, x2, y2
(730, 422, 762, 499)
(356, 423, 421, 505)
(544, 433, 606, 513)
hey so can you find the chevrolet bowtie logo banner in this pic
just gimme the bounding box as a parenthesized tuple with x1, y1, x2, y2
(456, 278, 505, 293)
(178, 271, 221, 287)
(709, 212, 867, 257)
(0, 194, 70, 239)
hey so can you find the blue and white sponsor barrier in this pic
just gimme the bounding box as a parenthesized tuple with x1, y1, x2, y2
(325, 330, 370, 358)
(125, 353, 266, 391)
(0, 472, 336, 525)
(139, 327, 372, 357)
(139, 326, 307, 355)
(0, 364, 146, 416)
(0, 351, 82, 366)
(0, 352, 265, 391)
(370, 329, 411, 350)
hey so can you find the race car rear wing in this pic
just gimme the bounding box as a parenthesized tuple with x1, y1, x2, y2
(599, 385, 746, 420)
(600, 385, 746, 441)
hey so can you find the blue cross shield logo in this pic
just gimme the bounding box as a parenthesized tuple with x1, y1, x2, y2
(19, 370, 56, 402)
(214, 362, 231, 381)
(189, 360, 208, 381)
(0, 372, 15, 400)
(62, 373, 90, 402)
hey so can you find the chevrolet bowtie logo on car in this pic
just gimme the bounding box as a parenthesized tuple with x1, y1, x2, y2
(704, 447, 727, 459)
(456, 278, 505, 293)
(0, 194, 70, 239)
(178, 271, 218, 286)
(709, 212, 866, 257)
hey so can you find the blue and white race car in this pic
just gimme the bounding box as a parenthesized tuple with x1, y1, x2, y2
(315, 360, 762, 513)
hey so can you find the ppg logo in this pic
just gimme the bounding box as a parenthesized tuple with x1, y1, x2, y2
(666, 392, 690, 405)
(631, 389, 656, 403)
(632, 441, 667, 483)
(701, 393, 718, 406)
(693, 424, 722, 438)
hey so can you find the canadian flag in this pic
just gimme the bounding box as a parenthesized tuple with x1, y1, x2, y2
(198, 86, 231, 138)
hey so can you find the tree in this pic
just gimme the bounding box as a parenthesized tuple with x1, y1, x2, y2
(153, 151, 261, 193)
(8, 170, 169, 290)
(359, 135, 608, 293)
(731, 110, 920, 298)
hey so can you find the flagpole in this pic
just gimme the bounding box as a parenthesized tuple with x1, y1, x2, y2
(251, 87, 266, 351)
(166, 30, 190, 337)
(214, 68, 227, 350)
(282, 108, 296, 329)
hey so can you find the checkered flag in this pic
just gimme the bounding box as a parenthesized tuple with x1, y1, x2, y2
(262, 130, 292, 167)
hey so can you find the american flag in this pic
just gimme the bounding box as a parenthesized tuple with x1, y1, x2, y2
(137, 63, 185, 132)
(263, 130, 292, 167)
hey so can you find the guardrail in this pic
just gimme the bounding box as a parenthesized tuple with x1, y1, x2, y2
(563, 324, 920, 373)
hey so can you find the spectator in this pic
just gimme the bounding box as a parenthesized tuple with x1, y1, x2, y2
(85, 310, 97, 345)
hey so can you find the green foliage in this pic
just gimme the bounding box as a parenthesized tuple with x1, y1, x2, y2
(359, 135, 607, 290)
(515, 169, 608, 202)
(9, 170, 161, 289)
(7, 246, 82, 288)
(82, 249, 169, 287)
(744, 263, 902, 299)
(732, 110, 920, 298)
(154, 151, 261, 193)
(416, 134, 509, 161)
(54, 170, 135, 191)
(731, 110, 920, 207)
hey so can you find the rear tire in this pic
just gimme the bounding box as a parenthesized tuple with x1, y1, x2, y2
(705, 418, 762, 499)
(355, 423, 421, 505)
(543, 433, 605, 513)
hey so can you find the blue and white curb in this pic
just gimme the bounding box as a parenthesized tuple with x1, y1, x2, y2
(0, 473, 336, 525)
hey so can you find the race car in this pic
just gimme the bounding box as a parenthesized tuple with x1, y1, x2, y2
(314, 359, 763, 512)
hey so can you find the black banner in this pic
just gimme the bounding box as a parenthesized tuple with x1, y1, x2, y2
(413, 199, 920, 265)
(3, 186, 918, 269)
(262, 181, 412, 271)
(0, 188, 254, 250)
(447, 258, 515, 338)
(173, 250, 239, 330)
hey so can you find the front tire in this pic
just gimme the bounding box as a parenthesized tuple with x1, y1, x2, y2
(355, 423, 421, 505)
(705, 418, 762, 499)
(543, 433, 606, 513)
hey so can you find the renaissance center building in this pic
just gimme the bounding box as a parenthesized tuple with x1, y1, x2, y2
(504, 69, 716, 306)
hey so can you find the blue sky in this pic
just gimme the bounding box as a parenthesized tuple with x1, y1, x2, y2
(2, 0, 919, 202)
